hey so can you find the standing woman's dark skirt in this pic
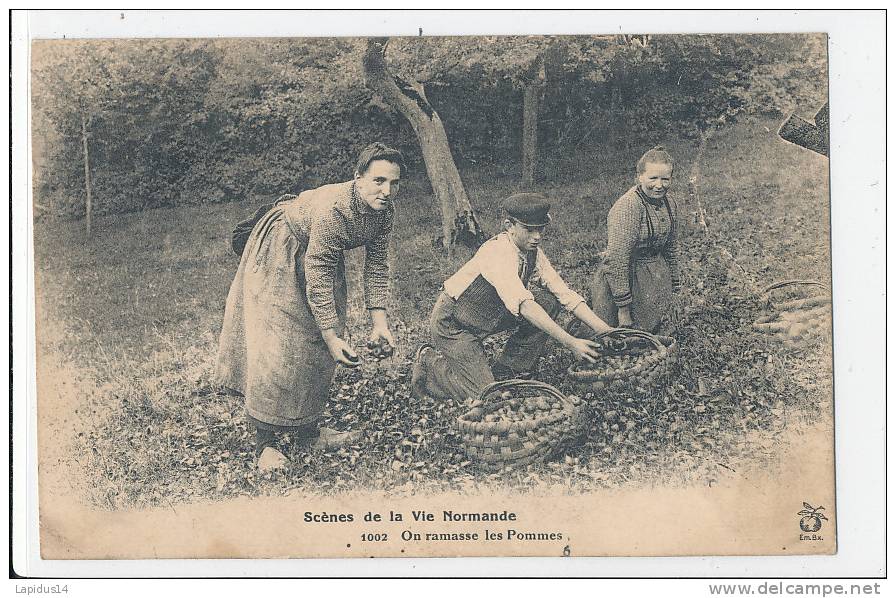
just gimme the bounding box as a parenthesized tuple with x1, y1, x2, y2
(216, 205, 346, 429)
(589, 249, 673, 334)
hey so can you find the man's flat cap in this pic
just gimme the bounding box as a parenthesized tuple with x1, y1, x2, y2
(503, 192, 552, 227)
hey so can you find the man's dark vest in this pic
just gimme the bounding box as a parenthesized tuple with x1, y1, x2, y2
(450, 245, 537, 333)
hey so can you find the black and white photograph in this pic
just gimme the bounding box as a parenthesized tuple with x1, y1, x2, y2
(11, 9, 885, 574)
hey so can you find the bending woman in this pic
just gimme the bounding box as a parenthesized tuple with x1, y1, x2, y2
(216, 143, 403, 470)
(590, 146, 682, 333)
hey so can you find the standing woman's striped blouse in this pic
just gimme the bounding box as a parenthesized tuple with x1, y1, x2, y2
(605, 185, 681, 308)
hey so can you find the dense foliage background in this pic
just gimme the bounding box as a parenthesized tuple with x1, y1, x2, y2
(31, 34, 827, 219)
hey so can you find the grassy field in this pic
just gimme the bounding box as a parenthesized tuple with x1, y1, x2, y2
(34, 116, 833, 509)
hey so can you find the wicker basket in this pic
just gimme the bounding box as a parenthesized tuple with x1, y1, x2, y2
(456, 380, 587, 471)
(566, 328, 679, 394)
(752, 280, 831, 347)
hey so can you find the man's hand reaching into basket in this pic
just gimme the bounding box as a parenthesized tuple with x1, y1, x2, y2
(518, 298, 604, 364)
(565, 336, 601, 364)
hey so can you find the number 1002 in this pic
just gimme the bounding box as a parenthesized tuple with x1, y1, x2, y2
(361, 533, 388, 542)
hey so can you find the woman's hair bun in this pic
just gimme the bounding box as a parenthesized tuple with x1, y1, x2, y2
(637, 145, 674, 174)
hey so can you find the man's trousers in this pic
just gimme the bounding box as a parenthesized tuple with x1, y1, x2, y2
(421, 288, 560, 402)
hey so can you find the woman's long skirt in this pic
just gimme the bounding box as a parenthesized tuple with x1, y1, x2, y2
(589, 251, 672, 333)
(216, 207, 346, 428)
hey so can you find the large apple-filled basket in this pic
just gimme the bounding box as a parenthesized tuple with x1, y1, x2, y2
(565, 328, 680, 394)
(456, 379, 588, 471)
(751, 280, 831, 347)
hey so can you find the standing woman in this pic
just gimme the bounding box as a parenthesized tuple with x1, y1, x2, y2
(217, 143, 404, 471)
(589, 146, 682, 333)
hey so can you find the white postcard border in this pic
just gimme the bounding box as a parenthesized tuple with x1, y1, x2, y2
(11, 8, 887, 578)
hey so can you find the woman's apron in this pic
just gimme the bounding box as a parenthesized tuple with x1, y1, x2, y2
(216, 205, 347, 428)
(589, 247, 673, 334)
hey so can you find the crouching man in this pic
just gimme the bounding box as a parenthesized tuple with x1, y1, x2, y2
(411, 192, 613, 402)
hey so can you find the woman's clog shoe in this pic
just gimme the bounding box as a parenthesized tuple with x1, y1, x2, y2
(257, 446, 289, 471)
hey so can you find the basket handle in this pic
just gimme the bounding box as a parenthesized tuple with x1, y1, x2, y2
(762, 279, 829, 295)
(593, 327, 664, 352)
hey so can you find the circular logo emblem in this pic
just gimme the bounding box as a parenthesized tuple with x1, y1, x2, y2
(798, 502, 828, 533)
(799, 515, 822, 532)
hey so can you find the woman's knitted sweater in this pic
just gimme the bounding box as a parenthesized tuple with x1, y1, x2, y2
(605, 185, 681, 307)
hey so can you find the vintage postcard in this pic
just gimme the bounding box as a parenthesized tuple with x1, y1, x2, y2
(24, 15, 845, 565)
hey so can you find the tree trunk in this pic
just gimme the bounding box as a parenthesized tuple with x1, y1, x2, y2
(362, 38, 483, 252)
(521, 84, 540, 186)
(520, 42, 561, 186)
(81, 114, 92, 238)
